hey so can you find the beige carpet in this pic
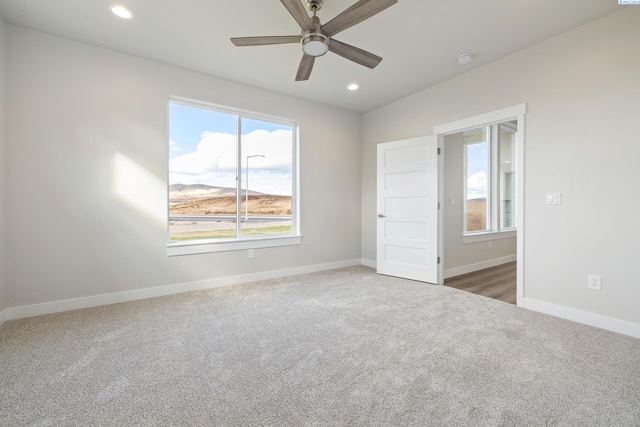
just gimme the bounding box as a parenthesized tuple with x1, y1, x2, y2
(1, 266, 639, 426)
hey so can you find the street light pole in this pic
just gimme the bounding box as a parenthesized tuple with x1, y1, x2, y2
(245, 154, 265, 221)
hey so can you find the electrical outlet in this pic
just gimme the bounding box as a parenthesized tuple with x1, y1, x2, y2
(248, 249, 255, 259)
(588, 274, 601, 291)
(488, 241, 493, 248)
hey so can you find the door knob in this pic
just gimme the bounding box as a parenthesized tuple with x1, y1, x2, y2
(378, 213, 386, 218)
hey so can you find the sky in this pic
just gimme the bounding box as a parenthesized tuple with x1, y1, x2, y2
(465, 125, 516, 200)
(169, 103, 489, 200)
(466, 141, 488, 200)
(169, 103, 293, 196)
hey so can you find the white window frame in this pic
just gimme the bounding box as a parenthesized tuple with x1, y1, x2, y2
(462, 122, 517, 244)
(166, 97, 301, 256)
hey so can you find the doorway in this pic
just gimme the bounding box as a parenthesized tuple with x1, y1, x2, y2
(440, 121, 518, 303)
(433, 104, 525, 306)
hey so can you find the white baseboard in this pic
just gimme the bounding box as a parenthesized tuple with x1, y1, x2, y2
(361, 258, 376, 269)
(522, 297, 640, 339)
(444, 254, 516, 279)
(5, 259, 362, 322)
(0, 308, 8, 328)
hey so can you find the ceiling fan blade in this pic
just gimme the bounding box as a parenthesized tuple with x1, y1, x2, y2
(322, 0, 398, 37)
(231, 36, 302, 47)
(329, 39, 382, 69)
(295, 54, 315, 81)
(280, 0, 315, 31)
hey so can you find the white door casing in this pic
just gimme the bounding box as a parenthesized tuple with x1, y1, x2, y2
(433, 103, 526, 306)
(376, 136, 440, 284)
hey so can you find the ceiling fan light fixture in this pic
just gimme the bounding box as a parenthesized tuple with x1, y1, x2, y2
(302, 35, 329, 57)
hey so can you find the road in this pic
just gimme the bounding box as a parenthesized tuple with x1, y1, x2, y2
(169, 215, 292, 233)
(169, 215, 291, 223)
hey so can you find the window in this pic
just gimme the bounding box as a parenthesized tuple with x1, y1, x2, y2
(463, 121, 516, 235)
(167, 99, 300, 255)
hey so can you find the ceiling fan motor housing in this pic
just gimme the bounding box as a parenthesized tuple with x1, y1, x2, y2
(302, 15, 328, 57)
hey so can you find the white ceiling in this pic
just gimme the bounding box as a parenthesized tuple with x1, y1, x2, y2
(0, 0, 624, 113)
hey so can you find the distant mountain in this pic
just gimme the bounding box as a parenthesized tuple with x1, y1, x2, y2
(169, 183, 264, 203)
(170, 183, 237, 193)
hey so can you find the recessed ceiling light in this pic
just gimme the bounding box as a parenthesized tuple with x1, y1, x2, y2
(457, 53, 473, 65)
(109, 4, 134, 19)
(347, 84, 359, 91)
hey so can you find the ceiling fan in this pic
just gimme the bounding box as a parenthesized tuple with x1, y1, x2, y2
(230, 0, 398, 81)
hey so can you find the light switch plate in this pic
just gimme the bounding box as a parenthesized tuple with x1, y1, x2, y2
(546, 192, 562, 205)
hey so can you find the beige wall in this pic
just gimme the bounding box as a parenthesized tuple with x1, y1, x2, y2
(363, 8, 640, 324)
(0, 17, 7, 314)
(5, 26, 363, 308)
(3, 8, 639, 333)
(442, 132, 516, 273)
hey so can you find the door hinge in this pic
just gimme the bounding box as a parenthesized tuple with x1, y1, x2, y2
(437, 147, 441, 155)
(437, 257, 441, 264)
(438, 202, 441, 210)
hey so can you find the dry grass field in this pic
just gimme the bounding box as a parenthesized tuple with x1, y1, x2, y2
(170, 195, 292, 216)
(466, 199, 487, 231)
(169, 184, 291, 216)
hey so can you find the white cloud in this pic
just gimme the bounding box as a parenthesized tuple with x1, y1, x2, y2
(241, 130, 292, 171)
(169, 140, 181, 152)
(169, 130, 293, 195)
(467, 171, 487, 199)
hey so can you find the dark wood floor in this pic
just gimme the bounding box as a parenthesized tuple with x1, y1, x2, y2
(444, 262, 516, 304)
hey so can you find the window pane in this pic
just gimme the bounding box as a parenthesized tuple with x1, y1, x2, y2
(168, 101, 297, 246)
(499, 122, 517, 229)
(240, 118, 293, 237)
(168, 102, 238, 241)
(464, 127, 489, 232)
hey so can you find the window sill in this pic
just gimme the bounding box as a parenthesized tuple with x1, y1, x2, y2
(463, 230, 516, 244)
(167, 234, 302, 256)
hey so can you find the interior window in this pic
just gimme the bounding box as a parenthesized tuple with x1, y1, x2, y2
(463, 121, 517, 234)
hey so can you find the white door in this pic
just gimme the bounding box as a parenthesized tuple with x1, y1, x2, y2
(377, 135, 440, 284)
